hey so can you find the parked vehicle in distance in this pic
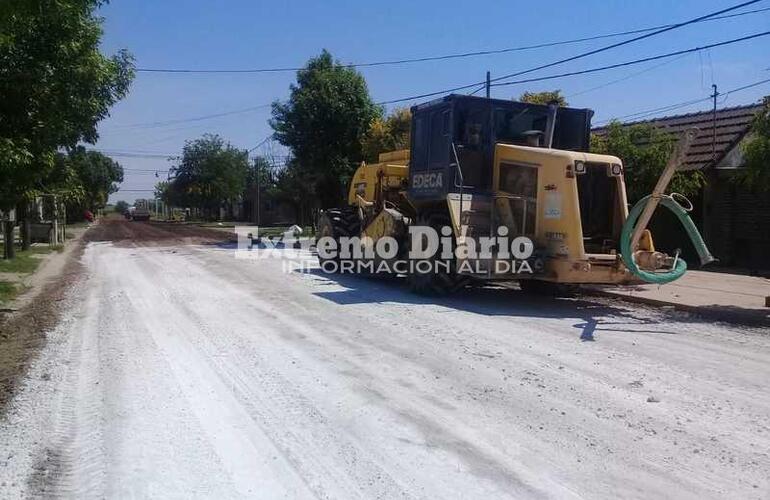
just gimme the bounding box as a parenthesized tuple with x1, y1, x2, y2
(127, 206, 151, 221)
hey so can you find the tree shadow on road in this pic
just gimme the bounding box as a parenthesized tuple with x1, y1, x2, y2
(301, 269, 684, 341)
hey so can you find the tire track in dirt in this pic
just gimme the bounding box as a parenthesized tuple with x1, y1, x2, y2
(0, 239, 85, 411)
(27, 274, 107, 498)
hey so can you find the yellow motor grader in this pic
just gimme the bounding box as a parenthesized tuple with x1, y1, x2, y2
(317, 94, 714, 294)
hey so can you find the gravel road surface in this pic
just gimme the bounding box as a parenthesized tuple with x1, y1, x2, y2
(1, 220, 768, 499)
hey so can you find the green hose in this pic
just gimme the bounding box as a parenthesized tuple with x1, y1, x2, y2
(620, 195, 715, 284)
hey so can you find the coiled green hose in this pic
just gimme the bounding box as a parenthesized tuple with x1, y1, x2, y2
(620, 195, 715, 284)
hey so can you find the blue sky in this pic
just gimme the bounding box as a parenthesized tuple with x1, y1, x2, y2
(97, 0, 770, 203)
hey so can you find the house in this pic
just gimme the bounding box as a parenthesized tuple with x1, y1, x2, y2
(593, 102, 769, 273)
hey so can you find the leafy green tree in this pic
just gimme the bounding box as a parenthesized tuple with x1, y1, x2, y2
(114, 200, 129, 214)
(591, 122, 706, 203)
(167, 134, 249, 219)
(361, 108, 411, 163)
(44, 152, 88, 205)
(0, 0, 134, 212)
(272, 161, 316, 226)
(35, 148, 121, 222)
(67, 147, 124, 211)
(270, 50, 380, 208)
(155, 181, 171, 203)
(518, 90, 568, 106)
(738, 97, 770, 192)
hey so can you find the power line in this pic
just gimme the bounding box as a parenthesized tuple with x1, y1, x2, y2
(489, 0, 764, 85)
(607, 78, 770, 123)
(376, 81, 484, 105)
(95, 148, 176, 155)
(468, 83, 488, 96)
(490, 30, 770, 88)
(122, 167, 171, 172)
(94, 140, 287, 161)
(107, 104, 272, 130)
(566, 54, 690, 99)
(248, 135, 272, 153)
(105, 3, 768, 134)
(134, 6, 770, 74)
(376, 30, 769, 105)
(93, 150, 177, 159)
(594, 76, 770, 125)
(377, 0, 766, 105)
(602, 98, 713, 124)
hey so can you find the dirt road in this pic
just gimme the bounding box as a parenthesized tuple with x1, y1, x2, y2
(1, 220, 768, 498)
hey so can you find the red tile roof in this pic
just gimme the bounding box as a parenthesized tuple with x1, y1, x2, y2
(592, 103, 764, 170)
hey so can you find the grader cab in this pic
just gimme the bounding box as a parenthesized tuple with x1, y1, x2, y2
(318, 94, 713, 294)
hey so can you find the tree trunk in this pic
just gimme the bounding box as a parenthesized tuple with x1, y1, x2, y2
(18, 202, 31, 251)
(3, 220, 15, 260)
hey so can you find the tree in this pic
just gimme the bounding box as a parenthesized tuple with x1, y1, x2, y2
(167, 134, 249, 219)
(272, 161, 316, 226)
(44, 152, 88, 206)
(34, 148, 121, 222)
(518, 90, 568, 106)
(67, 147, 124, 211)
(0, 0, 134, 212)
(737, 97, 770, 192)
(591, 122, 706, 203)
(114, 200, 129, 214)
(270, 50, 380, 208)
(155, 181, 170, 203)
(361, 108, 411, 163)
(0, 0, 133, 256)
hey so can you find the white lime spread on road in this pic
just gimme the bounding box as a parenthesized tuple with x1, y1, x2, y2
(1, 239, 768, 499)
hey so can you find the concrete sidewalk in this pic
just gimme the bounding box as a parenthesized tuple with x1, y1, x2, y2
(590, 270, 770, 325)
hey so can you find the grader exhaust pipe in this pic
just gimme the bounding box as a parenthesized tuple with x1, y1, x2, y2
(544, 101, 558, 149)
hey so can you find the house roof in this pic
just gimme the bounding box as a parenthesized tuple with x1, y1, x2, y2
(592, 102, 764, 170)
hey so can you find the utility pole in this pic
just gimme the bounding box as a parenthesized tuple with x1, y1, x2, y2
(252, 160, 261, 226)
(711, 84, 719, 163)
(485, 71, 491, 98)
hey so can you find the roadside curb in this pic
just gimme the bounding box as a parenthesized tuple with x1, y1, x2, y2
(583, 287, 770, 327)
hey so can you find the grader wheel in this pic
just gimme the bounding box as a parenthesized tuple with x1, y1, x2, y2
(316, 208, 361, 269)
(407, 212, 469, 295)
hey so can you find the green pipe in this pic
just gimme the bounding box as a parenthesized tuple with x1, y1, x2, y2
(620, 195, 715, 284)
